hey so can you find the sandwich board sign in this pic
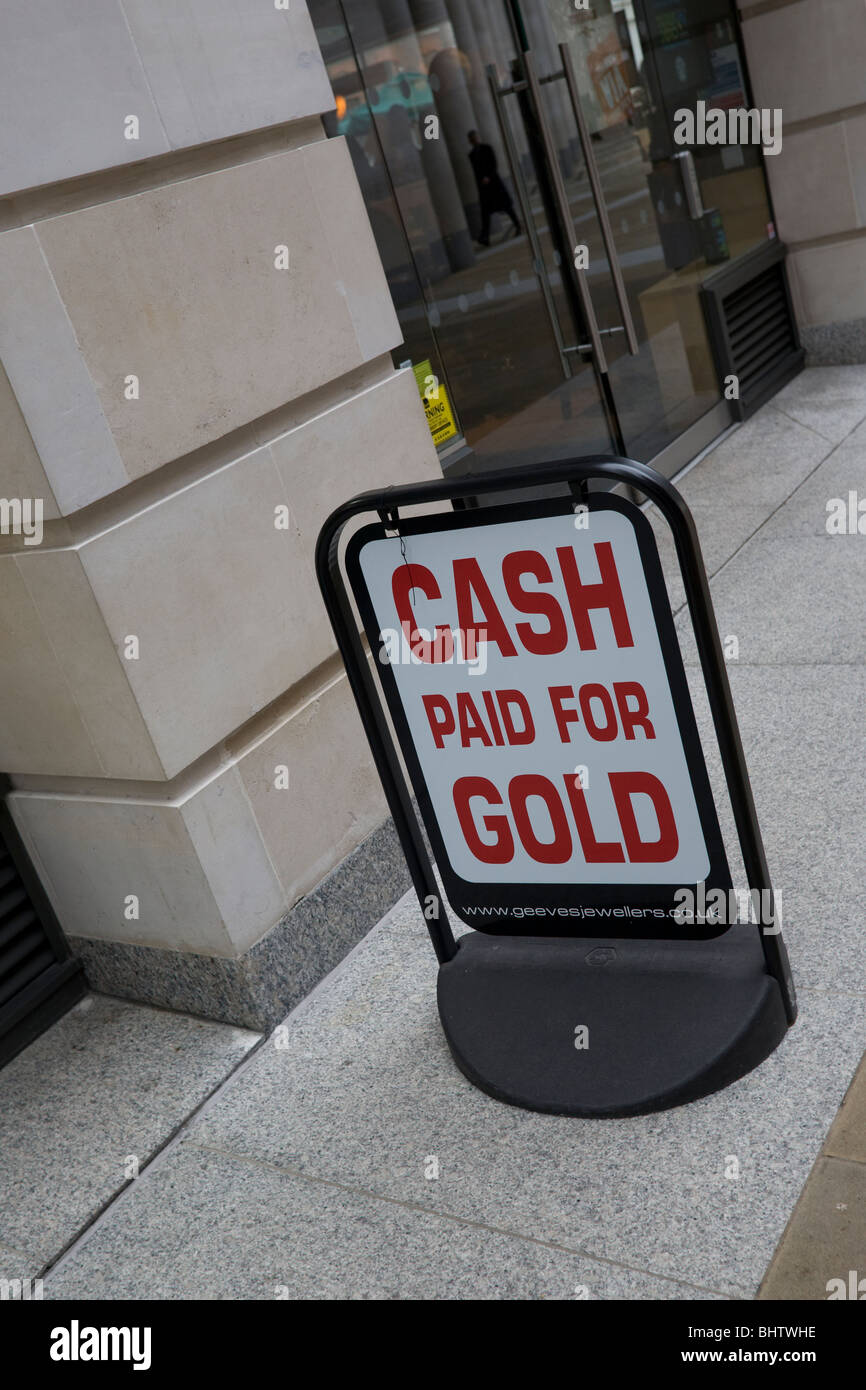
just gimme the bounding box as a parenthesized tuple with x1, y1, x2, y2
(317, 456, 796, 1117)
(348, 494, 729, 936)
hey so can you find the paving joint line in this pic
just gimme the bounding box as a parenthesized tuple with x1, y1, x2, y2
(177, 1135, 742, 1301)
(39, 924, 423, 1285)
(658, 400, 866, 621)
(689, 420, 862, 591)
(37, 1025, 269, 1283)
(769, 395, 866, 449)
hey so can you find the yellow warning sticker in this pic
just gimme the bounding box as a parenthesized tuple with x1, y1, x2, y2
(413, 359, 458, 447)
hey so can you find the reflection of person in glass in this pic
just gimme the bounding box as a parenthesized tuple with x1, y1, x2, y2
(467, 130, 520, 247)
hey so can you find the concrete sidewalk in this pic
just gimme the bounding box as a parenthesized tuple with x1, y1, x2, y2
(2, 365, 865, 1299)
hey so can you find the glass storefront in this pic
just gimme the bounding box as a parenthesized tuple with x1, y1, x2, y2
(310, 0, 776, 477)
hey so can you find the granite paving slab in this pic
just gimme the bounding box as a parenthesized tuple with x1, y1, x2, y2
(44, 1136, 727, 1301)
(166, 894, 866, 1297)
(0, 993, 260, 1268)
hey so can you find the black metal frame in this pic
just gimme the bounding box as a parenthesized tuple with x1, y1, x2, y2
(316, 455, 796, 1022)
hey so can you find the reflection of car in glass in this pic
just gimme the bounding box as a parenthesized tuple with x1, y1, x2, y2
(337, 71, 434, 139)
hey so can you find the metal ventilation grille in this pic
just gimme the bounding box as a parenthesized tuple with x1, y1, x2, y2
(700, 239, 805, 421)
(0, 837, 56, 1009)
(725, 263, 797, 399)
(0, 791, 85, 1068)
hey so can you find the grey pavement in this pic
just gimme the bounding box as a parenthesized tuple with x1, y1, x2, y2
(3, 365, 865, 1299)
(0, 994, 260, 1274)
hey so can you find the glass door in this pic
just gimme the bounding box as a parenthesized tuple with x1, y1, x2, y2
(311, 0, 775, 477)
(313, 0, 619, 476)
(522, 0, 774, 461)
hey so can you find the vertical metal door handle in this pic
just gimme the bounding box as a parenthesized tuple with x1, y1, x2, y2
(522, 48, 608, 373)
(486, 66, 573, 381)
(558, 42, 639, 356)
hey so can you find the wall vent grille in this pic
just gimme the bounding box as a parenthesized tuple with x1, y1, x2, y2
(0, 787, 85, 1068)
(700, 239, 804, 421)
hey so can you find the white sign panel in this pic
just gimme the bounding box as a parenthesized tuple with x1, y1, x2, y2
(349, 497, 728, 931)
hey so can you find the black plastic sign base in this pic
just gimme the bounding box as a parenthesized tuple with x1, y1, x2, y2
(438, 928, 789, 1117)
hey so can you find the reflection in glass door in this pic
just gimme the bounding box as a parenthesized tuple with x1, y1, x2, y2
(313, 0, 619, 475)
(311, 0, 775, 476)
(527, 0, 774, 460)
